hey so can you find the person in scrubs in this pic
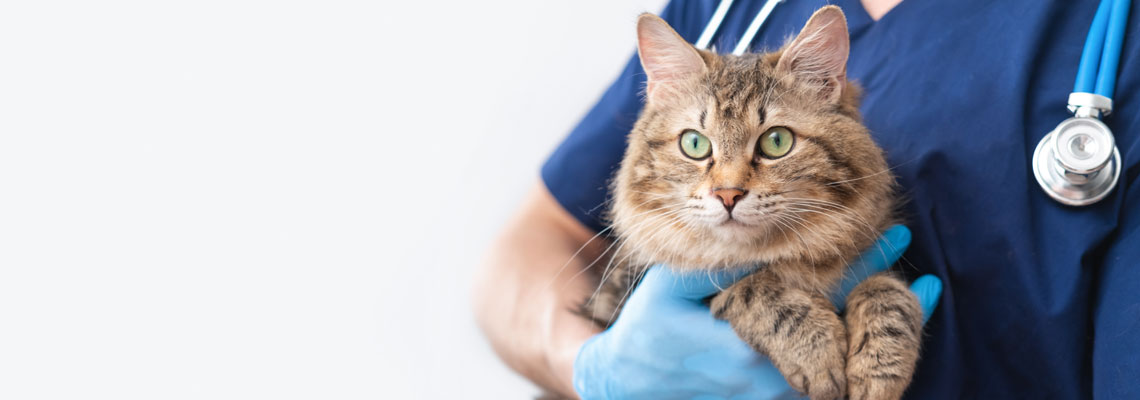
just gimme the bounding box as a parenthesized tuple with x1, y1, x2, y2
(474, 0, 1140, 398)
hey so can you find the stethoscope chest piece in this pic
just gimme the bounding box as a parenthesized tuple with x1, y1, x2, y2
(1033, 116, 1121, 206)
(1032, 0, 1131, 206)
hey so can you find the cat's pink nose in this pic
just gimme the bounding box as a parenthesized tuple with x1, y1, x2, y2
(712, 188, 746, 211)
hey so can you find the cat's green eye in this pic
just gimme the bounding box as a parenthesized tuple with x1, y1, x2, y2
(679, 130, 712, 160)
(757, 126, 795, 159)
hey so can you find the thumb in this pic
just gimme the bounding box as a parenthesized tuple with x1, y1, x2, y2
(639, 264, 757, 301)
(909, 274, 943, 324)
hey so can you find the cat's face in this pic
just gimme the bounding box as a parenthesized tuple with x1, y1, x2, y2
(611, 8, 894, 269)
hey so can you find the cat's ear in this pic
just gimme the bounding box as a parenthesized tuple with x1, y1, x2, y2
(777, 6, 850, 103)
(637, 13, 706, 103)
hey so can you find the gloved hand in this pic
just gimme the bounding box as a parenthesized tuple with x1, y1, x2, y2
(573, 225, 942, 400)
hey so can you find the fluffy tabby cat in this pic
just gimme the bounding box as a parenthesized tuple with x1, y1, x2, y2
(581, 7, 923, 400)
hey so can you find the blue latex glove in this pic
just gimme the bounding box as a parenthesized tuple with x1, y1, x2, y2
(573, 225, 942, 400)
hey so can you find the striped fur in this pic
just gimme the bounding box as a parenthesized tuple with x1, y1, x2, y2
(580, 7, 922, 400)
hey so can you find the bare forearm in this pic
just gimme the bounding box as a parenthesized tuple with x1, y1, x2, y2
(473, 184, 603, 398)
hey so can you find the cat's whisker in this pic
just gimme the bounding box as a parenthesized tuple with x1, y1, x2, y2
(601, 212, 687, 324)
(588, 213, 684, 323)
(563, 205, 684, 294)
(769, 213, 793, 244)
(778, 204, 856, 297)
(779, 188, 907, 268)
(616, 208, 691, 271)
(793, 195, 920, 274)
(784, 198, 884, 245)
(770, 210, 816, 265)
(768, 213, 798, 254)
(783, 203, 864, 240)
(645, 212, 697, 265)
(782, 203, 880, 289)
(628, 190, 675, 199)
(780, 212, 830, 275)
(782, 201, 886, 272)
(586, 208, 689, 316)
(788, 205, 857, 255)
(777, 206, 838, 262)
(824, 155, 921, 187)
(603, 261, 652, 326)
(544, 225, 613, 291)
(547, 197, 688, 290)
(782, 201, 874, 245)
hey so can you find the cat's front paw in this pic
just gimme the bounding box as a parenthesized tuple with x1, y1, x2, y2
(845, 364, 908, 400)
(762, 304, 848, 400)
(844, 319, 920, 400)
(712, 275, 849, 400)
(843, 275, 923, 400)
(780, 336, 847, 400)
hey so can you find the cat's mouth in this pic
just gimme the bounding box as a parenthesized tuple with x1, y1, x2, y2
(721, 219, 747, 227)
(719, 215, 754, 228)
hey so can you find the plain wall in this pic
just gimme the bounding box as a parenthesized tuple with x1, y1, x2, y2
(0, 0, 667, 399)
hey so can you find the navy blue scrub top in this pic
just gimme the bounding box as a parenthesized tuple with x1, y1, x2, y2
(542, 0, 1140, 398)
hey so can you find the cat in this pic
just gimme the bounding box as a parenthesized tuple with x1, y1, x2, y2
(580, 6, 923, 400)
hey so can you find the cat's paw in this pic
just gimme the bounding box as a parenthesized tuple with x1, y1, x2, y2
(843, 275, 923, 400)
(845, 360, 909, 400)
(766, 311, 847, 400)
(845, 336, 914, 400)
(712, 272, 850, 400)
(781, 342, 847, 400)
(784, 357, 848, 400)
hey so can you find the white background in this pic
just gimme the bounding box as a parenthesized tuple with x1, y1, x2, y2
(0, 0, 666, 399)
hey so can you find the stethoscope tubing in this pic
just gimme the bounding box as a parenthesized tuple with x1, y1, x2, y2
(1098, 0, 1131, 98)
(695, 0, 734, 50)
(693, 0, 784, 53)
(732, 0, 784, 55)
(1076, 0, 1131, 99)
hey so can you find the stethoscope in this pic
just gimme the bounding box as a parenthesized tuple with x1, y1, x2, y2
(698, 0, 1131, 207)
(1034, 0, 1131, 206)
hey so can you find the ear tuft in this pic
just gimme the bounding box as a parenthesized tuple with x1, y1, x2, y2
(777, 6, 850, 103)
(637, 14, 706, 103)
